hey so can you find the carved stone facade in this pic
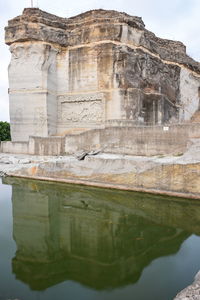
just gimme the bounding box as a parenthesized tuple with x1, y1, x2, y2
(5, 8, 200, 141)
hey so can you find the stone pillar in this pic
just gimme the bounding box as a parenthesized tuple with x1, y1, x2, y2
(8, 42, 58, 141)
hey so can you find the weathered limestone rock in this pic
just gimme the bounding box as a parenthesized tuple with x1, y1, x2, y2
(1, 151, 199, 199)
(5, 8, 200, 141)
(174, 271, 200, 300)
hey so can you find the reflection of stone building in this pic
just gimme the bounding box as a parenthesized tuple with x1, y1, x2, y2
(6, 178, 197, 291)
(5, 8, 200, 142)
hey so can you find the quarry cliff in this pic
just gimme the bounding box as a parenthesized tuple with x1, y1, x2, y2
(4, 8, 200, 142)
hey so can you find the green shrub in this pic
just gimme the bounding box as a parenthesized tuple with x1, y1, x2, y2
(0, 121, 11, 141)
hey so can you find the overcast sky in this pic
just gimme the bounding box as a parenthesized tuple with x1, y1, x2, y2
(0, 0, 199, 122)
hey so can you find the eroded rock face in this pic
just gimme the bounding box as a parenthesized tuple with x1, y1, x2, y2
(5, 8, 200, 141)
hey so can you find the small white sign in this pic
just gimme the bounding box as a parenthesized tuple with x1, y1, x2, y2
(163, 126, 169, 131)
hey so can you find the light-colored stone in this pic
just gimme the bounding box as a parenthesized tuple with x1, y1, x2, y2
(5, 8, 200, 142)
(0, 142, 200, 198)
(179, 68, 200, 121)
(8, 42, 58, 141)
(1, 141, 29, 154)
(174, 271, 200, 300)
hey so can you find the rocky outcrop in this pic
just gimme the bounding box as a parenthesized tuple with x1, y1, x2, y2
(1, 150, 200, 199)
(5, 8, 199, 73)
(174, 271, 200, 299)
(5, 8, 200, 141)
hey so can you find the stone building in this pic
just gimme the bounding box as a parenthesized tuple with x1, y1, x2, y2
(5, 8, 200, 142)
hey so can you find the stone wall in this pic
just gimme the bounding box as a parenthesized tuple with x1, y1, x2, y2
(1, 121, 200, 156)
(1, 141, 29, 154)
(5, 8, 200, 142)
(64, 123, 200, 156)
(1, 123, 200, 156)
(28, 136, 65, 156)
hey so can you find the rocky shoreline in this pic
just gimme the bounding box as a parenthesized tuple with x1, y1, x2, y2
(174, 271, 200, 300)
(0, 139, 200, 199)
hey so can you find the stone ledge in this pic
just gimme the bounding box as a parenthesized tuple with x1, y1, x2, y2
(0, 153, 200, 199)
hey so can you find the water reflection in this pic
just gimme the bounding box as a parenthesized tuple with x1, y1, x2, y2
(3, 177, 200, 292)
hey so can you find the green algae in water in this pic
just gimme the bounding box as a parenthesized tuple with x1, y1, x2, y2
(1, 177, 200, 300)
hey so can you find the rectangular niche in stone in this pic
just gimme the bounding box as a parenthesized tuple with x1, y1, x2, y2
(59, 93, 103, 123)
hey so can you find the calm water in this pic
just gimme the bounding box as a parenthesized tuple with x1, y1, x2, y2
(1, 177, 200, 300)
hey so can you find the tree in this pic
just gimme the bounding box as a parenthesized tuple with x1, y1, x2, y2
(0, 121, 11, 141)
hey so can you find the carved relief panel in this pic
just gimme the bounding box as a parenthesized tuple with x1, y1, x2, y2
(58, 93, 104, 124)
